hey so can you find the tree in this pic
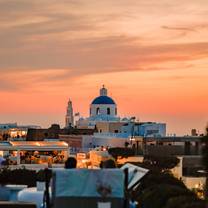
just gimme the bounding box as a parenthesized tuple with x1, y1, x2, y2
(134, 171, 186, 199)
(144, 155, 180, 171)
(124, 142, 129, 148)
(0, 168, 36, 187)
(201, 127, 208, 206)
(165, 195, 205, 208)
(133, 170, 204, 208)
(139, 184, 194, 208)
(108, 147, 135, 160)
(2, 133, 9, 140)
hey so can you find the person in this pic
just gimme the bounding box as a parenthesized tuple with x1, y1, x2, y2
(0, 156, 6, 168)
(129, 199, 138, 208)
(99, 161, 104, 168)
(101, 159, 117, 168)
(64, 157, 77, 169)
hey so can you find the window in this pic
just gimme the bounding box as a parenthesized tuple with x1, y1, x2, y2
(115, 108, 117, 115)
(107, 108, 110, 115)
(96, 108, 100, 115)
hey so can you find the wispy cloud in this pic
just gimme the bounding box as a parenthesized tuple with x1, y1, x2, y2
(0, 0, 208, 92)
(161, 25, 197, 32)
(0, 0, 207, 135)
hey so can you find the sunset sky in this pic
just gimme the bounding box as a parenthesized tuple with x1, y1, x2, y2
(0, 0, 208, 135)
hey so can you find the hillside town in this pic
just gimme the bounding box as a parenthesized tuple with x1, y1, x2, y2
(0, 86, 207, 208)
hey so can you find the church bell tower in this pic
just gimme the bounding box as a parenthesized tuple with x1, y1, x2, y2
(65, 99, 74, 128)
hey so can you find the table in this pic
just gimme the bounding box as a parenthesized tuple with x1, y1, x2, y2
(18, 187, 44, 208)
(6, 185, 27, 201)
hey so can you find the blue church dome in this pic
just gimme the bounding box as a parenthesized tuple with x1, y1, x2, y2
(91, 96, 116, 105)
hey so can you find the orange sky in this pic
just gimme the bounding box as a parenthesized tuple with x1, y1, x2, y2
(0, 0, 208, 135)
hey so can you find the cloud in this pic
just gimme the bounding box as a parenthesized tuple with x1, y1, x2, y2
(0, 36, 208, 80)
(0, 79, 20, 91)
(0, 0, 208, 92)
(161, 26, 196, 32)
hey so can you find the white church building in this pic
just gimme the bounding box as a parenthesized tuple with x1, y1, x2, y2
(65, 86, 166, 138)
(88, 86, 120, 122)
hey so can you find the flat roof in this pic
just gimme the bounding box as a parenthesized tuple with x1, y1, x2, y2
(0, 141, 12, 147)
(0, 141, 68, 150)
(143, 136, 202, 142)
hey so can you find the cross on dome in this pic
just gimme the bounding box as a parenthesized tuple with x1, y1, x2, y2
(100, 85, 107, 96)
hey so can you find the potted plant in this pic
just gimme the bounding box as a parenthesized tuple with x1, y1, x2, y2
(96, 183, 112, 208)
(36, 169, 46, 191)
(36, 169, 52, 191)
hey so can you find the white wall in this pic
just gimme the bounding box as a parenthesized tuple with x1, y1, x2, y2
(82, 136, 129, 148)
(90, 104, 117, 117)
(182, 177, 206, 190)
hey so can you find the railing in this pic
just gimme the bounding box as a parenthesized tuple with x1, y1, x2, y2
(93, 133, 130, 138)
(8, 163, 64, 170)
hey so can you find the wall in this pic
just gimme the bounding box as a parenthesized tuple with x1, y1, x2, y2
(96, 122, 124, 133)
(90, 104, 117, 117)
(139, 123, 166, 137)
(182, 177, 206, 190)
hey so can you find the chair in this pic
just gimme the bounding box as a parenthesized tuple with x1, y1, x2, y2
(49, 169, 127, 208)
(120, 163, 149, 190)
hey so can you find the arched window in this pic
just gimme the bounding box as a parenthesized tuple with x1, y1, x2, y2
(115, 108, 117, 115)
(90, 108, 92, 115)
(107, 108, 110, 115)
(96, 108, 100, 115)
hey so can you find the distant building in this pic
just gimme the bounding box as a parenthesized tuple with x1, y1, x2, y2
(120, 122, 166, 137)
(0, 123, 40, 140)
(0, 123, 18, 129)
(90, 85, 118, 120)
(26, 124, 95, 141)
(69, 85, 166, 138)
(76, 86, 120, 128)
(96, 121, 124, 134)
(191, 129, 198, 136)
(137, 122, 166, 137)
(65, 99, 74, 128)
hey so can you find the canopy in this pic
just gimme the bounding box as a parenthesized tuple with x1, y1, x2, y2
(121, 163, 149, 189)
(53, 169, 124, 198)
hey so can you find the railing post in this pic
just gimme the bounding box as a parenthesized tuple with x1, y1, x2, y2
(45, 168, 50, 208)
(124, 168, 129, 208)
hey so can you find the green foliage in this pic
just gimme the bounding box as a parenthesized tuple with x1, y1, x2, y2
(201, 129, 208, 171)
(0, 168, 36, 187)
(133, 170, 206, 208)
(201, 127, 208, 201)
(128, 144, 207, 208)
(182, 201, 206, 208)
(108, 147, 135, 160)
(0, 168, 52, 186)
(36, 169, 52, 182)
(140, 172, 186, 190)
(165, 195, 205, 208)
(144, 155, 180, 170)
(139, 184, 195, 208)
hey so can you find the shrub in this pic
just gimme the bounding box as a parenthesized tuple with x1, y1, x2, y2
(108, 147, 135, 160)
(36, 169, 52, 182)
(144, 155, 180, 170)
(139, 184, 195, 208)
(165, 195, 205, 208)
(0, 168, 36, 187)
